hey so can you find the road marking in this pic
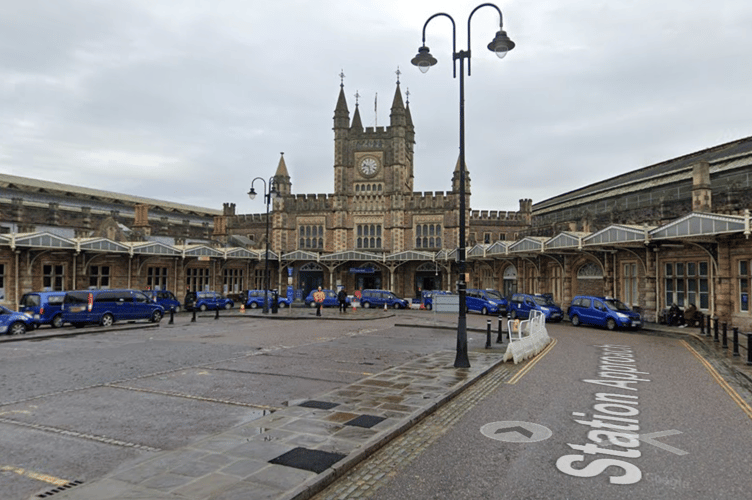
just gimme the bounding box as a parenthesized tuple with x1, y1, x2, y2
(0, 464, 70, 486)
(638, 430, 688, 456)
(507, 338, 557, 384)
(481, 421, 553, 443)
(681, 340, 752, 421)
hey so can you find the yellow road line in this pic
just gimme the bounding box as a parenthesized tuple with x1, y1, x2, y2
(507, 338, 557, 385)
(681, 340, 752, 421)
(0, 465, 69, 486)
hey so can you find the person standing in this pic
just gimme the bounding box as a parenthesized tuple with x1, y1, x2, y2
(313, 286, 325, 317)
(338, 288, 348, 313)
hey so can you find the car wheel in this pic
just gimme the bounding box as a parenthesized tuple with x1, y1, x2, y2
(393, 303, 401, 309)
(224, 303, 232, 310)
(426, 304, 432, 311)
(309, 302, 316, 308)
(606, 318, 617, 331)
(199, 304, 207, 312)
(101, 314, 114, 327)
(51, 314, 64, 328)
(151, 310, 163, 323)
(9, 321, 26, 335)
(174, 305, 181, 313)
(481, 307, 489, 315)
(249, 302, 258, 309)
(363, 302, 371, 308)
(571, 315, 580, 326)
(278, 302, 287, 309)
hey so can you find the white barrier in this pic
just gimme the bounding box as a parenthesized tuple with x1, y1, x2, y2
(503, 310, 551, 364)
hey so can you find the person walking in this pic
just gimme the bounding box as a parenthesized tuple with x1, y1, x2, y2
(313, 286, 325, 317)
(338, 288, 348, 313)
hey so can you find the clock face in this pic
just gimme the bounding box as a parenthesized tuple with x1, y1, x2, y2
(359, 157, 379, 177)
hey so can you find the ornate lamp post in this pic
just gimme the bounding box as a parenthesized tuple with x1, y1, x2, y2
(248, 177, 278, 314)
(411, 3, 514, 368)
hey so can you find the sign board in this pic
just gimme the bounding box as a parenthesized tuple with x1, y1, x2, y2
(434, 294, 460, 313)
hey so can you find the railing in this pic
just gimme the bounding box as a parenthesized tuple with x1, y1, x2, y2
(699, 314, 752, 366)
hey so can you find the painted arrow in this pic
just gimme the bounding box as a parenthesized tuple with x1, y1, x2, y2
(494, 426, 534, 439)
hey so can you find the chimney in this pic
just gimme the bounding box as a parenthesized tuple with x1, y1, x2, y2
(692, 161, 712, 212)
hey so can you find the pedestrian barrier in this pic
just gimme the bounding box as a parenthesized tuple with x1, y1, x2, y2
(503, 310, 551, 364)
(700, 314, 752, 366)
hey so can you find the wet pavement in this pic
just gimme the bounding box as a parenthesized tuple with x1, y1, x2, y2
(28, 309, 752, 500)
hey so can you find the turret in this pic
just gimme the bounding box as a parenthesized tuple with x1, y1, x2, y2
(273, 153, 292, 196)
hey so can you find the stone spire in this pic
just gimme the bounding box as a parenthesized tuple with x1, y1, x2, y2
(452, 156, 471, 194)
(389, 82, 406, 127)
(273, 152, 291, 196)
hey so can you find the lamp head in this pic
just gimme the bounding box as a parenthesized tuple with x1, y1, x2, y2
(247, 187, 257, 200)
(487, 30, 515, 59)
(411, 45, 437, 73)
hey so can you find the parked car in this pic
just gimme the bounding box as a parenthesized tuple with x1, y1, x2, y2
(0, 305, 35, 335)
(18, 291, 67, 328)
(185, 291, 234, 311)
(61, 289, 164, 328)
(466, 288, 507, 315)
(568, 296, 642, 330)
(508, 293, 564, 322)
(359, 289, 410, 309)
(245, 290, 291, 309)
(143, 290, 181, 312)
(421, 290, 456, 310)
(304, 289, 347, 308)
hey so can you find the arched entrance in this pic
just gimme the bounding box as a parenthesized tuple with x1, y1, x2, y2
(503, 265, 517, 299)
(352, 262, 382, 291)
(299, 262, 324, 298)
(415, 262, 441, 297)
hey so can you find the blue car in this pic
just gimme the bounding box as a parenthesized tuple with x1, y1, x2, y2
(18, 291, 67, 328)
(466, 289, 507, 315)
(62, 289, 165, 328)
(304, 289, 346, 308)
(508, 293, 564, 322)
(0, 305, 35, 335)
(245, 290, 291, 309)
(359, 289, 409, 309)
(143, 290, 182, 313)
(190, 291, 234, 312)
(568, 296, 642, 330)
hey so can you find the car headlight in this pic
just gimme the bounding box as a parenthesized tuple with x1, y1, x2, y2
(616, 313, 629, 320)
(540, 307, 550, 312)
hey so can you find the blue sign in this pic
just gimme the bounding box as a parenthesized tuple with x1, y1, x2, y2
(350, 267, 375, 274)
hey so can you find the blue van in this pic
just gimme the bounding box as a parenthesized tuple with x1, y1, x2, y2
(359, 289, 409, 309)
(508, 293, 564, 322)
(62, 289, 164, 328)
(568, 296, 641, 330)
(19, 291, 67, 328)
(143, 290, 181, 312)
(466, 289, 507, 315)
(245, 290, 291, 309)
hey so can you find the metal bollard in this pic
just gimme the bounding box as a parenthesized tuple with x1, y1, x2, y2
(714, 318, 719, 343)
(486, 319, 492, 348)
(507, 313, 513, 342)
(722, 323, 728, 349)
(191, 308, 197, 323)
(733, 327, 740, 357)
(215, 308, 219, 320)
(747, 333, 752, 366)
(497, 314, 504, 344)
(169, 308, 174, 325)
(700, 314, 706, 336)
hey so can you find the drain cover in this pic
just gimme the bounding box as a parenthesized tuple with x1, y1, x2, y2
(37, 480, 84, 498)
(299, 400, 339, 410)
(345, 415, 386, 429)
(270, 447, 346, 473)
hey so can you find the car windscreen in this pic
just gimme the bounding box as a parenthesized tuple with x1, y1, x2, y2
(534, 296, 555, 306)
(604, 299, 631, 311)
(485, 290, 503, 300)
(20, 294, 41, 307)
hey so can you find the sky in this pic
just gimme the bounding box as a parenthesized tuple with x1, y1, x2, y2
(2, 0, 752, 214)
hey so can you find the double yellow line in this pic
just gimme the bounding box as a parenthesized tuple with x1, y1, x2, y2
(0, 465, 69, 486)
(507, 338, 557, 385)
(682, 340, 752, 421)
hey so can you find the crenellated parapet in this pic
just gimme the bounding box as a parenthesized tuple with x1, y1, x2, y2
(404, 191, 453, 210)
(283, 193, 333, 212)
(470, 209, 524, 221)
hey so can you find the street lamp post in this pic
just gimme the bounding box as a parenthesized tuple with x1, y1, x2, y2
(248, 177, 278, 314)
(411, 3, 514, 368)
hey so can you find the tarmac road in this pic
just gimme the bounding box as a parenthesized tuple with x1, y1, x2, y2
(316, 322, 752, 500)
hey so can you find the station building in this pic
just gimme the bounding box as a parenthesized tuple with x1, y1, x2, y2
(1, 81, 751, 329)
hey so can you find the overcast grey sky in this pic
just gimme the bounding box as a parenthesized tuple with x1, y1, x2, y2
(2, 0, 751, 214)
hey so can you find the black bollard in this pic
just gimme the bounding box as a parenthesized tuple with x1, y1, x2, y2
(733, 327, 740, 357)
(169, 307, 174, 325)
(486, 319, 492, 349)
(722, 323, 728, 349)
(497, 313, 504, 344)
(215, 308, 219, 320)
(714, 318, 719, 343)
(700, 314, 706, 336)
(191, 308, 196, 323)
(747, 333, 752, 366)
(707, 315, 712, 337)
